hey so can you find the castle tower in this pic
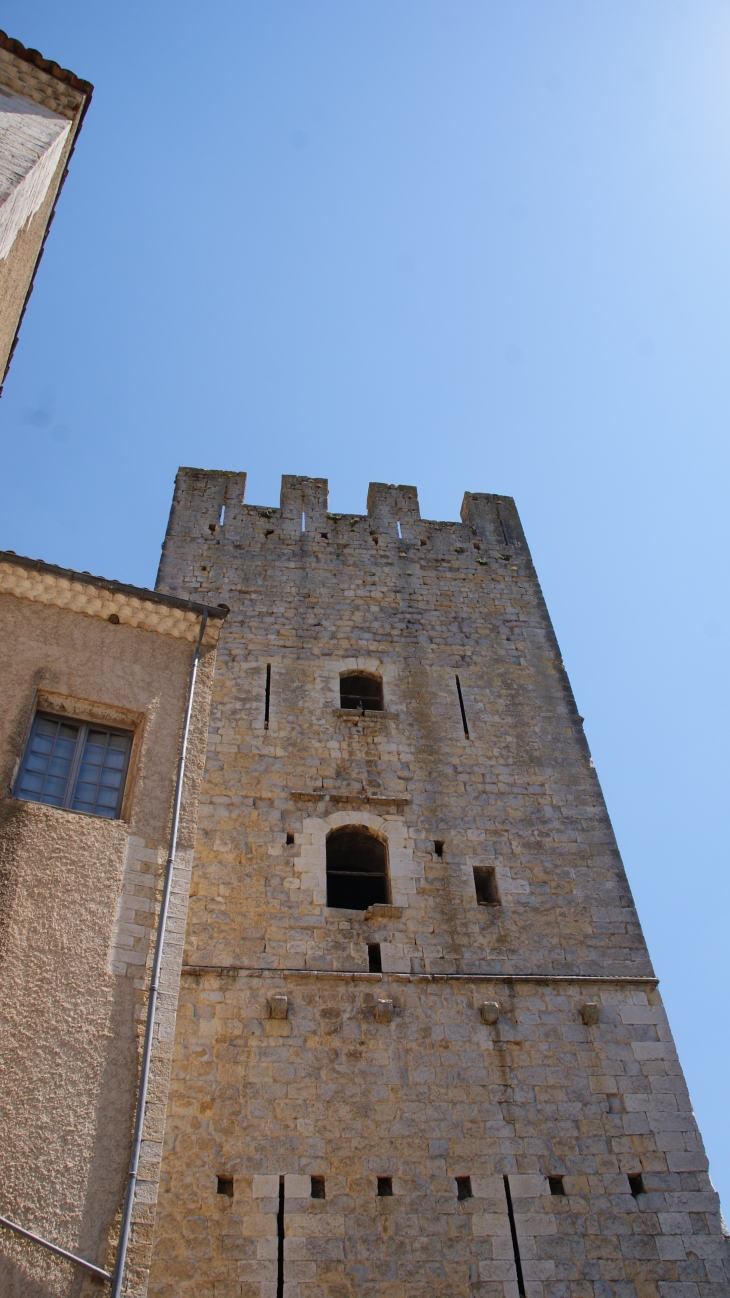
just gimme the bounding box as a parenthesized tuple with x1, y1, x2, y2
(147, 468, 729, 1298)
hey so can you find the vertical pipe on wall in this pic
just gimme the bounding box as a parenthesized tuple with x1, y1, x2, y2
(110, 610, 209, 1298)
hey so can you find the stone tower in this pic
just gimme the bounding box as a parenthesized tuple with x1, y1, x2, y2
(147, 468, 728, 1298)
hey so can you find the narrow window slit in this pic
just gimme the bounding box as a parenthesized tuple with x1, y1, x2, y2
(397, 520, 402, 538)
(548, 1176, 565, 1196)
(217, 1176, 233, 1197)
(264, 664, 271, 729)
(434, 840, 444, 858)
(456, 1176, 472, 1201)
(455, 675, 469, 737)
(219, 504, 226, 525)
(377, 1176, 393, 1197)
(301, 511, 306, 532)
(503, 1175, 526, 1297)
(495, 504, 510, 548)
(368, 943, 382, 973)
(286, 832, 294, 846)
(311, 1175, 326, 1199)
(276, 1176, 285, 1298)
(629, 1173, 644, 1197)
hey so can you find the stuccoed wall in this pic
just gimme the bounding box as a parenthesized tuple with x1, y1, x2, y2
(147, 470, 729, 1297)
(0, 43, 88, 385)
(0, 590, 217, 1297)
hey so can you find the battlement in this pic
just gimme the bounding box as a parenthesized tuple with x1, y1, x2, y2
(157, 468, 529, 595)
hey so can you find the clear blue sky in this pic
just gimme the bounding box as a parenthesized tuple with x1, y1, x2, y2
(3, 1, 729, 1205)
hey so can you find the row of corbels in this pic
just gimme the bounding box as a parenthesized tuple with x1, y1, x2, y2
(269, 994, 600, 1026)
(268, 991, 392, 1022)
(269, 993, 394, 1022)
(480, 1001, 600, 1025)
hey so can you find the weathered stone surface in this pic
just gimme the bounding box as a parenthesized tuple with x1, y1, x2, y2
(146, 470, 730, 1297)
(0, 562, 223, 1296)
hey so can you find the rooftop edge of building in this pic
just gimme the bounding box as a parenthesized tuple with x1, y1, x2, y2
(0, 28, 93, 96)
(0, 548, 228, 619)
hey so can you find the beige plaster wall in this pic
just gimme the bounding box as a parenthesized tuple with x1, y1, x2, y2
(0, 592, 217, 1296)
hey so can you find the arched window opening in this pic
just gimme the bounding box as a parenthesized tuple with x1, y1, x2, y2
(326, 827, 388, 910)
(340, 672, 384, 712)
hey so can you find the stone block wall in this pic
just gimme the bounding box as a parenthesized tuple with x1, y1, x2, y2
(148, 470, 729, 1296)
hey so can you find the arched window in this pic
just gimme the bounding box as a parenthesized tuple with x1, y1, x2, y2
(326, 826, 389, 910)
(340, 672, 384, 712)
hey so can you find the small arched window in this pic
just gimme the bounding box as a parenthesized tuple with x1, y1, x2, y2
(340, 672, 384, 712)
(326, 826, 389, 910)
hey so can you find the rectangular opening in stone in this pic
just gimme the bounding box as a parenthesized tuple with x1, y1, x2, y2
(434, 840, 444, 858)
(473, 865, 500, 906)
(339, 672, 384, 711)
(311, 1176, 326, 1199)
(456, 1176, 472, 1200)
(368, 943, 382, 972)
(217, 1176, 233, 1197)
(326, 827, 389, 910)
(377, 1176, 393, 1197)
(629, 1173, 645, 1197)
(548, 1176, 565, 1196)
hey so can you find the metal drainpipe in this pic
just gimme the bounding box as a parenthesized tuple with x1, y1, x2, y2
(110, 609, 209, 1298)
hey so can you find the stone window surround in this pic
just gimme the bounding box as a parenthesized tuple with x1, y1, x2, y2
(296, 809, 416, 973)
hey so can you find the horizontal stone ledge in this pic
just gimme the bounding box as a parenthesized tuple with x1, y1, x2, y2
(332, 709, 399, 721)
(290, 790, 411, 805)
(181, 965, 659, 986)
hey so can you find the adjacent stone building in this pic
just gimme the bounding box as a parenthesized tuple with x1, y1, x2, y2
(0, 550, 226, 1296)
(0, 30, 92, 390)
(140, 468, 729, 1298)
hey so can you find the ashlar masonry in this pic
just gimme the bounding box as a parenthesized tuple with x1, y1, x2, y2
(144, 468, 729, 1298)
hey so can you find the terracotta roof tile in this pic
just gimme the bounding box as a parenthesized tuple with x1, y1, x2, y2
(0, 29, 93, 97)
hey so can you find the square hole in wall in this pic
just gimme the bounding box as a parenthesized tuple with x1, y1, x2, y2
(456, 1176, 472, 1201)
(473, 866, 500, 906)
(628, 1173, 645, 1197)
(434, 840, 444, 858)
(217, 1176, 234, 1197)
(607, 1095, 624, 1114)
(548, 1176, 565, 1196)
(368, 943, 382, 973)
(311, 1176, 326, 1199)
(286, 832, 295, 845)
(377, 1176, 393, 1197)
